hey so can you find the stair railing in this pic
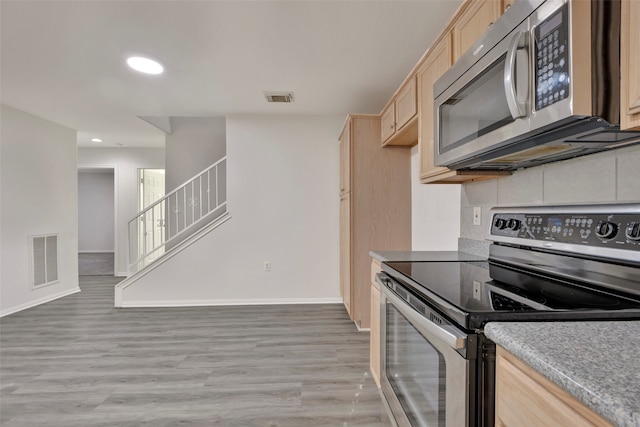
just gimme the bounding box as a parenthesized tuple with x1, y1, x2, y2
(128, 157, 227, 273)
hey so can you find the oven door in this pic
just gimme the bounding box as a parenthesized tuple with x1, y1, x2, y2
(378, 274, 474, 427)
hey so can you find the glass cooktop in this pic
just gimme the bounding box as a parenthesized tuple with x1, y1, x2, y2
(383, 260, 640, 330)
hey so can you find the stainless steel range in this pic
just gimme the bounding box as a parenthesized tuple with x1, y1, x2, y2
(377, 203, 640, 427)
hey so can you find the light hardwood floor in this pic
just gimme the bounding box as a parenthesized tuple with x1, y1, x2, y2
(78, 253, 114, 276)
(1, 276, 388, 426)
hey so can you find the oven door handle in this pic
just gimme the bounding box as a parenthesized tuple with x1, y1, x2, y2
(377, 274, 467, 351)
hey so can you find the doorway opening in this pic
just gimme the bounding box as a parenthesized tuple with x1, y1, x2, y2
(78, 168, 116, 276)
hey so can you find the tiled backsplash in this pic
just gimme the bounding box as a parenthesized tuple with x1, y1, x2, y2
(460, 144, 640, 243)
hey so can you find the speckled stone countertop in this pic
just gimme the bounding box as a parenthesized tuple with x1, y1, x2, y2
(369, 250, 486, 263)
(485, 321, 640, 427)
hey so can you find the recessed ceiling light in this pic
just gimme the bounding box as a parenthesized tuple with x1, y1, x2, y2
(91, 138, 102, 143)
(126, 56, 164, 75)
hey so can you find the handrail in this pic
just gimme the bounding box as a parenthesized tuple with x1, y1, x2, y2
(131, 156, 228, 216)
(127, 156, 228, 273)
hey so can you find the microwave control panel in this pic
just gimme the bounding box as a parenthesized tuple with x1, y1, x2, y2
(534, 3, 569, 111)
(490, 212, 640, 250)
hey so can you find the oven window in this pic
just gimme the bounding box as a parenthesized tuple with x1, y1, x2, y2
(386, 303, 446, 426)
(439, 54, 514, 152)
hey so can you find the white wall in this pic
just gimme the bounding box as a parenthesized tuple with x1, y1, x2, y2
(78, 171, 114, 252)
(460, 145, 640, 242)
(165, 117, 226, 192)
(77, 147, 165, 275)
(119, 115, 342, 305)
(411, 146, 461, 250)
(1, 105, 79, 316)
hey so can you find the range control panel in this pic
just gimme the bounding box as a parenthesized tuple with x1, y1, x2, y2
(490, 207, 640, 251)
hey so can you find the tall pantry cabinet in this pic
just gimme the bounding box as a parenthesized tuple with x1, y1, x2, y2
(339, 115, 411, 329)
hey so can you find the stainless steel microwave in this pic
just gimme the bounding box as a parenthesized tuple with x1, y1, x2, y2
(434, 0, 640, 171)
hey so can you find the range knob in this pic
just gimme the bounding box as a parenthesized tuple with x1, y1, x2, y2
(626, 222, 640, 241)
(595, 221, 618, 240)
(507, 219, 522, 231)
(494, 218, 508, 230)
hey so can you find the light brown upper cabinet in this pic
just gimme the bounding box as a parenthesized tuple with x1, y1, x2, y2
(395, 77, 418, 135)
(379, 0, 511, 182)
(621, 0, 640, 130)
(380, 77, 418, 146)
(452, 0, 503, 61)
(418, 36, 454, 182)
(503, 0, 515, 14)
(380, 102, 396, 144)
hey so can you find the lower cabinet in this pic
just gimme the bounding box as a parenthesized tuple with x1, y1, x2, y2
(370, 259, 382, 388)
(495, 347, 614, 427)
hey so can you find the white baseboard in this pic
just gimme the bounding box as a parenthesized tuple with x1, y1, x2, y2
(355, 324, 371, 332)
(0, 287, 81, 317)
(118, 297, 343, 308)
(78, 251, 115, 254)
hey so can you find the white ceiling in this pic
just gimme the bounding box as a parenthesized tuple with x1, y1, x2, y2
(1, 0, 463, 148)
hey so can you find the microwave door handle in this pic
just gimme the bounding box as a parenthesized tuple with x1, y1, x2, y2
(504, 31, 529, 119)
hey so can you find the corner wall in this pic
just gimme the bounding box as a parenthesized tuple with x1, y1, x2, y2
(460, 145, 640, 243)
(119, 115, 342, 306)
(1, 105, 79, 316)
(165, 117, 226, 191)
(410, 146, 461, 250)
(77, 147, 165, 276)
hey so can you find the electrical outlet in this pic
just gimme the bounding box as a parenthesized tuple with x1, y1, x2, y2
(264, 261, 271, 272)
(473, 280, 481, 300)
(473, 207, 482, 226)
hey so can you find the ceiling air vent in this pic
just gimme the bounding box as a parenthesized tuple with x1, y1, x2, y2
(264, 92, 294, 103)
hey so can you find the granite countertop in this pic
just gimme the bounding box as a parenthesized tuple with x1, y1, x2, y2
(369, 250, 486, 263)
(485, 321, 640, 427)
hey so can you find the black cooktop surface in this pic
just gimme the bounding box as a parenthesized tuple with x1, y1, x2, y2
(383, 260, 640, 330)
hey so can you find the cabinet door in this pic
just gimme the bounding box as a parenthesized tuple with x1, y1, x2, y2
(495, 347, 614, 427)
(395, 77, 417, 131)
(452, 0, 502, 61)
(340, 193, 352, 317)
(380, 103, 396, 143)
(502, 0, 515, 14)
(621, 0, 640, 130)
(339, 122, 351, 195)
(418, 36, 453, 181)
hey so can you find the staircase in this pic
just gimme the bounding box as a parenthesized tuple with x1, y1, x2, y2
(126, 157, 229, 275)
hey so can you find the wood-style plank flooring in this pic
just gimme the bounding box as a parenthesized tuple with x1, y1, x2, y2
(1, 276, 388, 426)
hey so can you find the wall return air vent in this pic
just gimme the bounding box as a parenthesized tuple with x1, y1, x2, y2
(264, 92, 294, 103)
(30, 234, 59, 288)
